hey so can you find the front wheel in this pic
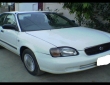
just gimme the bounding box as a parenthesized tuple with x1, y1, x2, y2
(22, 49, 44, 76)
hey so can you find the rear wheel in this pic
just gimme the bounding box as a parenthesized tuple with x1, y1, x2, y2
(22, 49, 44, 76)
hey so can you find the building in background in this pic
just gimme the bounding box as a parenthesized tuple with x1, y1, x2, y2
(15, 3, 38, 11)
(0, 2, 77, 24)
(14, 3, 76, 21)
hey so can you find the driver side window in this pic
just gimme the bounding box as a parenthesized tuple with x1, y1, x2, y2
(4, 14, 17, 26)
(3, 14, 18, 31)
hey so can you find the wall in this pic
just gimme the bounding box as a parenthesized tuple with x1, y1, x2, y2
(15, 3, 38, 11)
(15, 3, 19, 11)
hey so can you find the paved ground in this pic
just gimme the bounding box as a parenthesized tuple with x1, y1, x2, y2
(0, 48, 110, 82)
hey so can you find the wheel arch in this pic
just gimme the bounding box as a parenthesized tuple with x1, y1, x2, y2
(20, 46, 28, 61)
(20, 45, 36, 61)
(20, 46, 44, 75)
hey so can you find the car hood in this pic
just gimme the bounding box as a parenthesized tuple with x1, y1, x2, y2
(26, 27, 110, 50)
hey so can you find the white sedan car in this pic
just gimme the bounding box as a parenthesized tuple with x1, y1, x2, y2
(0, 11, 110, 76)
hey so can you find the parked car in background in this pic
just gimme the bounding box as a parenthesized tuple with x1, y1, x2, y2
(0, 11, 110, 76)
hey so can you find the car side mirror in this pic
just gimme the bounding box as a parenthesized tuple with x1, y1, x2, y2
(2, 24, 18, 31)
(70, 20, 79, 26)
(71, 20, 75, 23)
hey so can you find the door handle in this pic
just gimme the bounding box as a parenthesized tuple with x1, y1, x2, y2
(1, 30, 4, 33)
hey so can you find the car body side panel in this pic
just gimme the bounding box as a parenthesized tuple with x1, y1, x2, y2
(17, 32, 56, 56)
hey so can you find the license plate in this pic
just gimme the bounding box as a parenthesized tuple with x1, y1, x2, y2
(97, 55, 110, 66)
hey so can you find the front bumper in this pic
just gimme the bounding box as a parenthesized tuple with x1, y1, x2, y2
(34, 50, 110, 74)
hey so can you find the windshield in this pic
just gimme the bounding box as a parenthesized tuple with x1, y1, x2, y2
(17, 12, 78, 31)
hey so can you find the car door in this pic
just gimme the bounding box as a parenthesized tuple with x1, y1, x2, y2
(0, 13, 7, 45)
(0, 13, 19, 53)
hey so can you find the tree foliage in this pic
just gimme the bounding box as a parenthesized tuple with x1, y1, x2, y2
(63, 3, 110, 32)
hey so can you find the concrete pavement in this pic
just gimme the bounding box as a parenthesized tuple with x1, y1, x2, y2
(0, 48, 110, 82)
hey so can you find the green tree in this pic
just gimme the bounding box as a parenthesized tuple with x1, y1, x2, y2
(63, 3, 110, 32)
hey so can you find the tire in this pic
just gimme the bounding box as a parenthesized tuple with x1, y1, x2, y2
(22, 49, 44, 76)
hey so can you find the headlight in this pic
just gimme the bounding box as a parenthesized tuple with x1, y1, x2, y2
(50, 46, 79, 57)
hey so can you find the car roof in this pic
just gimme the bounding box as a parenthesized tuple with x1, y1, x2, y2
(3, 11, 54, 14)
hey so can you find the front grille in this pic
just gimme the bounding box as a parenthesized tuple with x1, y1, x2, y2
(85, 42, 110, 55)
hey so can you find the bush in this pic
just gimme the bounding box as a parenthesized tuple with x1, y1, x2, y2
(63, 3, 110, 33)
